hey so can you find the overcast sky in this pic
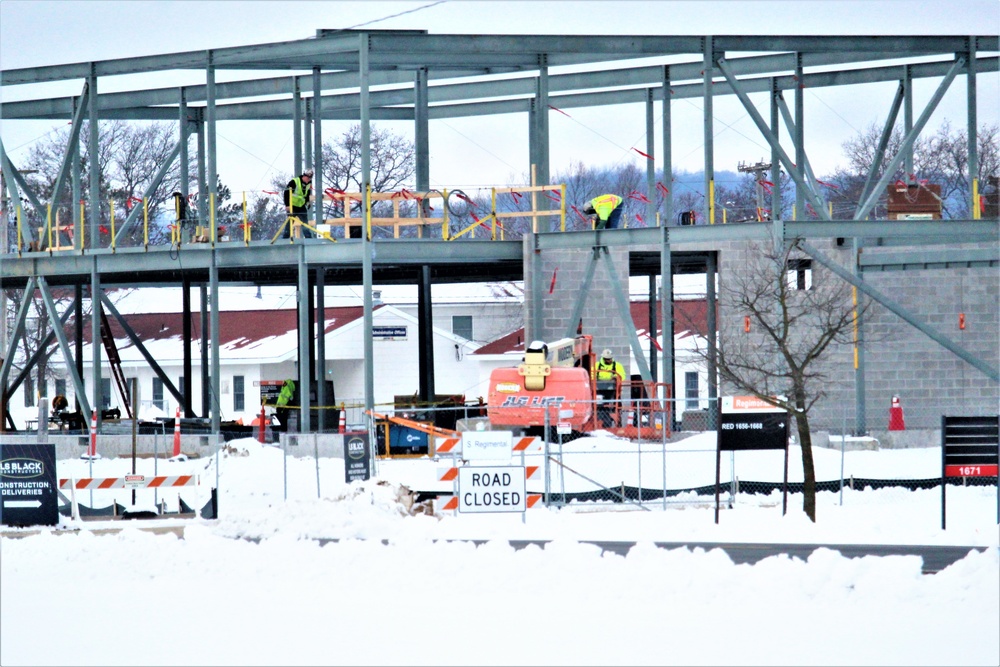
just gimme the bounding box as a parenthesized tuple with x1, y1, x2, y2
(1, 1, 997, 198)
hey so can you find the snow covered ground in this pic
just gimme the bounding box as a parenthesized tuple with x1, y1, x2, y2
(1, 432, 997, 666)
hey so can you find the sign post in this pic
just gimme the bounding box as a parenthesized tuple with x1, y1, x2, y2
(941, 415, 999, 529)
(344, 432, 371, 483)
(458, 466, 526, 513)
(1, 443, 59, 527)
(715, 396, 789, 524)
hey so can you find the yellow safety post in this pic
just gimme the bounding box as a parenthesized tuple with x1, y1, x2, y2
(46, 204, 53, 252)
(972, 178, 980, 219)
(722, 207, 727, 224)
(560, 184, 566, 232)
(491, 188, 498, 240)
(143, 197, 149, 250)
(78, 199, 85, 251)
(210, 192, 216, 245)
(828, 201, 833, 218)
(365, 183, 372, 240)
(708, 179, 715, 224)
(110, 199, 116, 253)
(16, 204, 22, 254)
(242, 190, 249, 244)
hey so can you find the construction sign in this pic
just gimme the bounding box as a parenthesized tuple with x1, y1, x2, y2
(344, 433, 372, 483)
(1, 443, 59, 527)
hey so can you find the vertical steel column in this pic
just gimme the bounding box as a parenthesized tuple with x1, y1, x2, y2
(794, 53, 805, 220)
(853, 237, 867, 435)
(536, 55, 550, 225)
(706, 252, 718, 431)
(661, 65, 673, 228)
(418, 265, 435, 404)
(90, 265, 102, 427)
(178, 88, 189, 217)
(647, 275, 657, 382)
(313, 67, 323, 233)
(297, 246, 310, 433)
(316, 268, 327, 432)
(703, 37, 715, 226)
(659, 228, 674, 427)
(414, 67, 429, 194)
(360, 33, 375, 417)
(904, 64, 914, 183)
(182, 279, 193, 417)
(967, 37, 979, 219)
(645, 88, 656, 227)
(196, 116, 207, 228)
(206, 52, 217, 245)
(72, 95, 81, 250)
(88, 64, 99, 250)
(528, 99, 538, 194)
(200, 285, 209, 417)
(210, 254, 220, 433)
(770, 79, 782, 244)
(304, 99, 313, 171)
(292, 77, 302, 176)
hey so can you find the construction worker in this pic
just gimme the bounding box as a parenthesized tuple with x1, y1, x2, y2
(583, 194, 624, 229)
(595, 349, 625, 427)
(275, 378, 296, 429)
(596, 349, 625, 383)
(283, 169, 315, 239)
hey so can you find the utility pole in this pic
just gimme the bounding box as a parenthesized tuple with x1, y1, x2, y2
(738, 159, 772, 221)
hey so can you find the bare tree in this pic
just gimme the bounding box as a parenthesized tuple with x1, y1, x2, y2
(698, 234, 876, 521)
(833, 120, 999, 219)
(20, 120, 195, 247)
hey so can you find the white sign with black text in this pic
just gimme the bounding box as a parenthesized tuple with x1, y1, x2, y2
(461, 430, 513, 461)
(458, 466, 525, 513)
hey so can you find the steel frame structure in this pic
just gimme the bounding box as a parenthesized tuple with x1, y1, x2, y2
(1, 30, 998, 436)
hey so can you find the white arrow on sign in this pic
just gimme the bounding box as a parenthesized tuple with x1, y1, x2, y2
(3, 500, 42, 508)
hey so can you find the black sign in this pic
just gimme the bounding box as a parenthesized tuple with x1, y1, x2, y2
(373, 326, 407, 340)
(718, 412, 789, 451)
(1, 443, 59, 527)
(344, 433, 371, 483)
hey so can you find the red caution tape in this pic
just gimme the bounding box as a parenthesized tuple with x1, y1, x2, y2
(632, 148, 654, 160)
(656, 182, 670, 196)
(548, 105, 571, 117)
(263, 190, 278, 196)
(571, 205, 589, 222)
(544, 192, 561, 203)
(549, 268, 558, 294)
(99, 225, 109, 234)
(815, 179, 839, 189)
(636, 214, 644, 223)
(628, 191, 651, 203)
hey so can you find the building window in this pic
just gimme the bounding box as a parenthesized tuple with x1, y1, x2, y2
(452, 315, 473, 341)
(685, 372, 699, 410)
(233, 375, 245, 412)
(23, 377, 33, 407)
(786, 258, 812, 290)
(101, 378, 112, 410)
(152, 378, 164, 410)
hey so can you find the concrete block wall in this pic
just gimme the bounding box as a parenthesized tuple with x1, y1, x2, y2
(716, 237, 998, 435)
(525, 242, 634, 362)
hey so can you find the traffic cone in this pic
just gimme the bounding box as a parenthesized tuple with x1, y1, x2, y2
(338, 404, 347, 434)
(81, 408, 99, 460)
(889, 395, 906, 431)
(172, 406, 182, 456)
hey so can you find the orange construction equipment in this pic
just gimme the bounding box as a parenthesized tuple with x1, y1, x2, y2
(485, 334, 671, 440)
(889, 395, 906, 431)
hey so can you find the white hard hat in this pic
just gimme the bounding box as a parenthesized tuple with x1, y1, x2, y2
(601, 349, 612, 359)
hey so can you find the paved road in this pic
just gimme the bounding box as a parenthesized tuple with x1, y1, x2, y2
(3, 526, 987, 573)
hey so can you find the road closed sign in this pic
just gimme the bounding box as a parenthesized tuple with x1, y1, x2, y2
(458, 466, 525, 513)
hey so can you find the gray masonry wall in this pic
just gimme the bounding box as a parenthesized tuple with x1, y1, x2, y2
(529, 233, 998, 444)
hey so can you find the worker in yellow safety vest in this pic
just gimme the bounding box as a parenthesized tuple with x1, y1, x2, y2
(596, 349, 625, 383)
(283, 169, 315, 238)
(583, 194, 624, 229)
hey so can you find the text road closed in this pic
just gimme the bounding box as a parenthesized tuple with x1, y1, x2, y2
(458, 466, 525, 513)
